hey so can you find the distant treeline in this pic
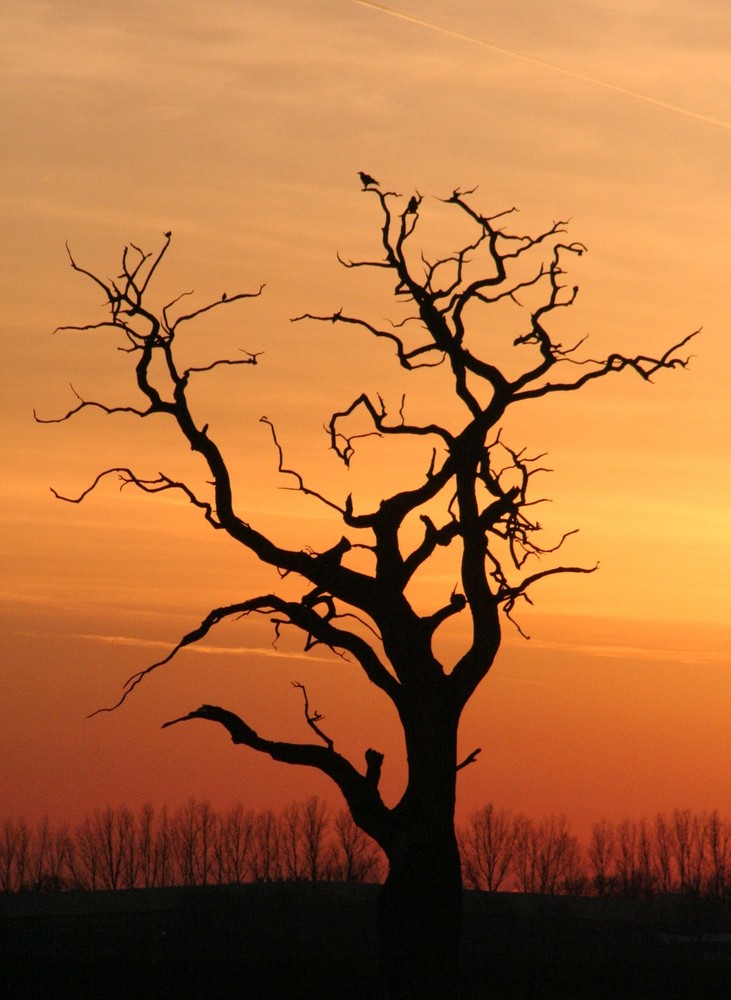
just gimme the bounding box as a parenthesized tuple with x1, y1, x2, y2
(0, 798, 382, 892)
(459, 804, 731, 899)
(2, 799, 730, 899)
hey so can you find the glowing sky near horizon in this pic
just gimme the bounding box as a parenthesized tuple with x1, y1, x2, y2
(1, 0, 730, 835)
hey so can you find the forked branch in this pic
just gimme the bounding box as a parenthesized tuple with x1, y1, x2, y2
(292, 311, 444, 371)
(292, 681, 334, 750)
(89, 590, 401, 718)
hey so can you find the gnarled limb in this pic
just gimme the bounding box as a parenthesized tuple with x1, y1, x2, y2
(166, 285, 265, 331)
(513, 330, 699, 400)
(328, 391, 452, 467)
(291, 311, 444, 371)
(34, 385, 152, 424)
(162, 704, 393, 849)
(48, 467, 220, 527)
(90, 591, 401, 717)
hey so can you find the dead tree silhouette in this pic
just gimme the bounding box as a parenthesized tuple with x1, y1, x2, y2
(39, 181, 696, 999)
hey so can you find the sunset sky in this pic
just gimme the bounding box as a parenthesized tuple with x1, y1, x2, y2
(2, 0, 730, 838)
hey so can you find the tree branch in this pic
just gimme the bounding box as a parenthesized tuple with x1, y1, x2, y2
(260, 416, 348, 518)
(48, 467, 219, 526)
(456, 747, 481, 771)
(88, 592, 401, 717)
(512, 330, 699, 400)
(34, 384, 152, 424)
(292, 311, 444, 371)
(328, 391, 452, 467)
(161, 704, 393, 849)
(291, 681, 334, 750)
(166, 284, 265, 331)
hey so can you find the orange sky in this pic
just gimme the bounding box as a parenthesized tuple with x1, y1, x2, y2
(1, 0, 730, 838)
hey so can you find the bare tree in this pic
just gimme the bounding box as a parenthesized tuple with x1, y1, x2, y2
(669, 807, 707, 894)
(654, 811, 675, 893)
(72, 814, 101, 890)
(171, 798, 215, 886)
(137, 802, 158, 888)
(250, 809, 282, 882)
(616, 817, 657, 897)
(0, 818, 31, 892)
(615, 818, 640, 897)
(513, 813, 580, 895)
(301, 795, 329, 882)
(27, 817, 73, 891)
(512, 814, 540, 893)
(280, 800, 305, 880)
(587, 819, 617, 897)
(636, 817, 657, 897)
(216, 803, 255, 885)
(705, 810, 731, 900)
(51, 825, 75, 890)
(331, 807, 384, 883)
(44, 180, 695, 997)
(459, 803, 516, 892)
(118, 805, 139, 889)
(28, 817, 52, 891)
(153, 804, 174, 887)
(92, 806, 129, 890)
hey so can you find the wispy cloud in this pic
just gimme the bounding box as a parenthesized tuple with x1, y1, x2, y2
(506, 636, 730, 668)
(73, 632, 337, 664)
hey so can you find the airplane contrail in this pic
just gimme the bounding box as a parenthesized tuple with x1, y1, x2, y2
(351, 0, 731, 132)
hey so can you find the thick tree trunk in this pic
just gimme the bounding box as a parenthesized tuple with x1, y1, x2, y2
(377, 705, 462, 1000)
(378, 826, 462, 999)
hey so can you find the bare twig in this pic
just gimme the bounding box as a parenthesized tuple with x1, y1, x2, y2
(292, 681, 334, 750)
(456, 748, 482, 771)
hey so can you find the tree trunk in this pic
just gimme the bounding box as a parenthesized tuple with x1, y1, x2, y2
(377, 705, 462, 1000)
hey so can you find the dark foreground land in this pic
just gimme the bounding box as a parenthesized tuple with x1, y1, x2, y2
(2, 883, 730, 999)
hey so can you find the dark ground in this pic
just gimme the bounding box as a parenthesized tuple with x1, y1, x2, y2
(2, 883, 730, 999)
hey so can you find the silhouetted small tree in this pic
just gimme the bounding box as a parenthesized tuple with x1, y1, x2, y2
(332, 807, 385, 883)
(459, 803, 516, 892)
(137, 802, 158, 888)
(171, 797, 216, 886)
(73, 814, 102, 890)
(587, 818, 617, 897)
(654, 811, 675, 893)
(615, 818, 658, 897)
(251, 809, 281, 883)
(86, 805, 132, 890)
(43, 822, 73, 892)
(301, 795, 330, 882)
(706, 810, 731, 901)
(512, 813, 581, 894)
(216, 803, 255, 884)
(42, 179, 695, 997)
(280, 800, 306, 880)
(0, 818, 31, 892)
(154, 805, 174, 887)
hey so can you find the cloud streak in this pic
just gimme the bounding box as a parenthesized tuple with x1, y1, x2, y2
(505, 635, 730, 669)
(351, 0, 731, 132)
(74, 633, 337, 664)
